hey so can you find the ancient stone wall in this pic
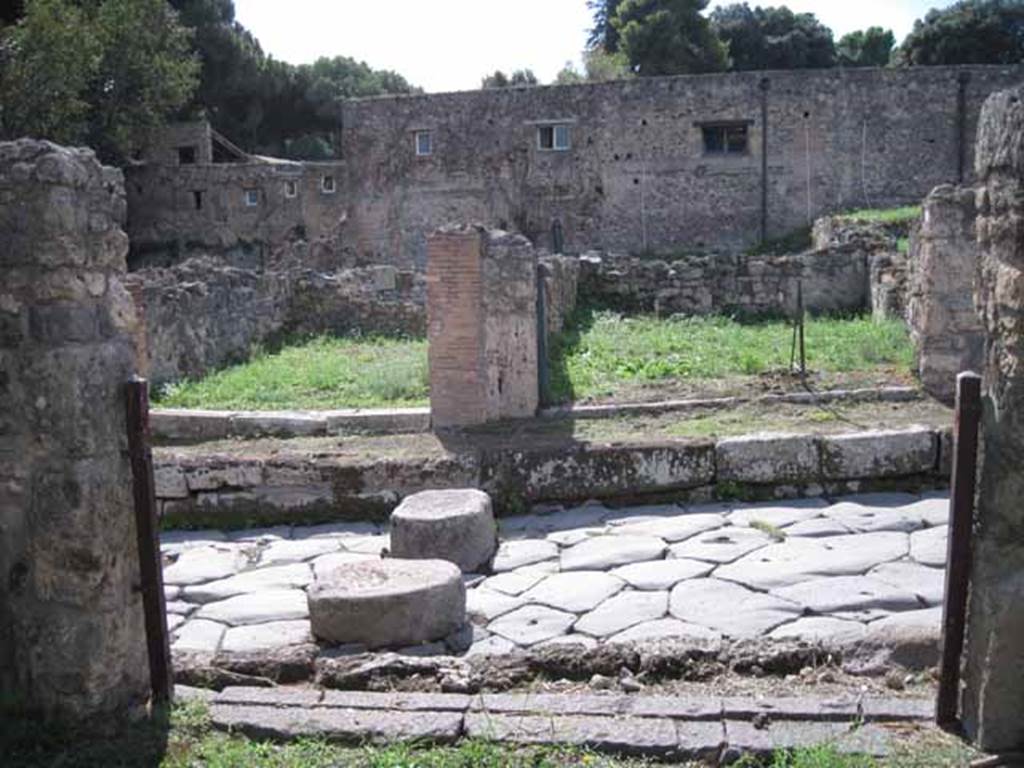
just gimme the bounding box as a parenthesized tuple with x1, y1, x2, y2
(0, 140, 149, 718)
(540, 255, 579, 337)
(125, 160, 348, 269)
(126, 259, 426, 385)
(963, 85, 1024, 752)
(906, 185, 984, 403)
(341, 65, 1023, 267)
(427, 227, 538, 428)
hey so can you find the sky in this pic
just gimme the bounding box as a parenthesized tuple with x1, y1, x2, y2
(233, 0, 953, 94)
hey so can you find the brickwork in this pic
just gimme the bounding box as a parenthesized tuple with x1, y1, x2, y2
(427, 227, 538, 428)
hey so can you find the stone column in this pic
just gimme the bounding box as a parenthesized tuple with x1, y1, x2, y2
(0, 141, 149, 719)
(962, 87, 1024, 751)
(906, 184, 984, 404)
(426, 226, 538, 429)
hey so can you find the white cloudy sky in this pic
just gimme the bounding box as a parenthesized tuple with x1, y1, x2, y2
(233, 0, 953, 94)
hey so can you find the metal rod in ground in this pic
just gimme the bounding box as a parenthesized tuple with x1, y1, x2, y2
(126, 376, 173, 706)
(797, 280, 806, 379)
(936, 371, 982, 729)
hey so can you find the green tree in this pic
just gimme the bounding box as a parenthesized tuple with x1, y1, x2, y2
(554, 61, 585, 84)
(0, 0, 102, 144)
(896, 0, 1024, 66)
(587, 0, 624, 52)
(710, 3, 836, 70)
(87, 0, 200, 162)
(613, 0, 728, 76)
(837, 26, 895, 67)
(584, 48, 634, 80)
(481, 69, 538, 88)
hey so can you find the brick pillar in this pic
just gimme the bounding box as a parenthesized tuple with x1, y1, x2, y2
(427, 226, 538, 429)
(0, 141, 149, 720)
(962, 86, 1024, 751)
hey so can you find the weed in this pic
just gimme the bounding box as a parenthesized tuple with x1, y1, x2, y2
(749, 519, 787, 541)
(839, 206, 921, 225)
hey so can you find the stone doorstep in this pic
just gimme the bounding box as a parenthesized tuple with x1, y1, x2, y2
(205, 691, 929, 757)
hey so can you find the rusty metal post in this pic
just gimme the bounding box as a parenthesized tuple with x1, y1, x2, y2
(936, 371, 982, 728)
(125, 376, 173, 706)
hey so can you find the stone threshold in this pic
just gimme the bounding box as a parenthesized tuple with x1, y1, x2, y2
(188, 684, 933, 759)
(151, 386, 920, 444)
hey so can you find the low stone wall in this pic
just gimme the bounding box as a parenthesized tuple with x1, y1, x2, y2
(127, 259, 426, 385)
(906, 185, 984, 404)
(153, 425, 951, 527)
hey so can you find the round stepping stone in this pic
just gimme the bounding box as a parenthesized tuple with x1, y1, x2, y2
(308, 559, 465, 649)
(390, 490, 497, 573)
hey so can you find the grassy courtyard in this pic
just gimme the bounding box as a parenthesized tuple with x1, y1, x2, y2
(154, 313, 914, 411)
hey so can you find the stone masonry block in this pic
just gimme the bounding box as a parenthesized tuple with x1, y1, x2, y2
(716, 433, 819, 484)
(820, 428, 938, 480)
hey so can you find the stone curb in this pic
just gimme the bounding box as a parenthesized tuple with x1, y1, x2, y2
(204, 686, 932, 758)
(151, 387, 919, 443)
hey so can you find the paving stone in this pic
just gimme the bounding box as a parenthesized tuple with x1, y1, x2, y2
(471, 692, 631, 716)
(612, 513, 726, 543)
(534, 634, 600, 651)
(909, 525, 948, 567)
(574, 591, 669, 638)
(492, 540, 559, 572)
(488, 605, 577, 646)
(481, 568, 547, 597)
(221, 620, 313, 653)
(546, 527, 607, 547)
(903, 495, 950, 527)
(607, 618, 723, 648)
(667, 527, 771, 564)
(292, 522, 380, 539)
(184, 563, 313, 603)
(521, 571, 625, 613)
(534, 504, 611, 532)
(216, 687, 323, 706)
(610, 559, 714, 590)
(466, 588, 525, 623)
(560, 535, 666, 571)
(167, 614, 186, 633)
(727, 498, 829, 528)
(227, 526, 292, 543)
(311, 551, 380, 581)
(772, 576, 921, 619)
(161, 530, 229, 556)
(166, 600, 196, 615)
(604, 504, 683, 526)
(767, 617, 868, 645)
(171, 618, 226, 653)
(196, 589, 309, 626)
(318, 690, 470, 711)
(163, 545, 246, 586)
(714, 532, 909, 590)
(825, 498, 930, 533)
(465, 712, 719, 759)
(462, 574, 486, 589)
(260, 538, 342, 565)
(464, 635, 521, 657)
(164, 584, 181, 601)
(210, 703, 462, 744)
(782, 518, 852, 537)
(856, 607, 942, 670)
(669, 578, 802, 638)
(724, 720, 892, 759)
(629, 695, 724, 719)
(868, 561, 945, 606)
(343, 535, 391, 555)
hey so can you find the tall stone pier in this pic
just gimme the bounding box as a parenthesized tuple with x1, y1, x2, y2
(426, 226, 538, 429)
(0, 141, 149, 719)
(962, 87, 1024, 751)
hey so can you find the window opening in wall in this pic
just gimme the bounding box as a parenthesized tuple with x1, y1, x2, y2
(192, 190, 203, 210)
(177, 146, 197, 165)
(701, 123, 750, 155)
(284, 180, 298, 198)
(244, 188, 259, 207)
(321, 175, 336, 194)
(538, 124, 571, 151)
(415, 130, 433, 156)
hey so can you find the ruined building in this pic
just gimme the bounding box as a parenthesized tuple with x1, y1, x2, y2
(125, 65, 1023, 270)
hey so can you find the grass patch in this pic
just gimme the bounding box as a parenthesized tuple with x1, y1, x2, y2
(839, 206, 921, 226)
(2, 699, 653, 768)
(548, 311, 914, 403)
(747, 226, 813, 256)
(154, 335, 428, 411)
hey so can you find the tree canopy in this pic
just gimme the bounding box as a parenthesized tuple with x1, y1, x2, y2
(895, 0, 1024, 66)
(613, 0, 728, 76)
(481, 69, 539, 88)
(710, 3, 836, 70)
(837, 27, 895, 67)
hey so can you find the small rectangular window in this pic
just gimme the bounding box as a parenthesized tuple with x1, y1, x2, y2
(284, 180, 298, 198)
(538, 124, 571, 151)
(178, 146, 197, 165)
(415, 131, 432, 156)
(192, 190, 203, 210)
(701, 123, 749, 155)
(321, 175, 336, 194)
(244, 188, 259, 207)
